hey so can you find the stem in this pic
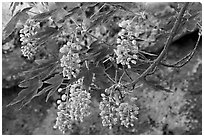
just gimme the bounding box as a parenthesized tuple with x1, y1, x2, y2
(119, 71, 125, 83)
(85, 31, 111, 47)
(90, 3, 106, 19)
(27, 10, 39, 15)
(104, 71, 117, 84)
(115, 69, 118, 82)
(125, 2, 189, 88)
(161, 31, 201, 68)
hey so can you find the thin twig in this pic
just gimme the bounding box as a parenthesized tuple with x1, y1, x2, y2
(104, 71, 116, 84)
(115, 69, 118, 82)
(27, 10, 39, 15)
(123, 68, 133, 82)
(90, 3, 106, 19)
(146, 65, 157, 76)
(125, 3, 189, 88)
(70, 17, 81, 28)
(85, 31, 112, 47)
(118, 71, 125, 83)
(161, 31, 201, 68)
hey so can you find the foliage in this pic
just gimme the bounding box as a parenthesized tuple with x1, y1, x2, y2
(3, 2, 201, 134)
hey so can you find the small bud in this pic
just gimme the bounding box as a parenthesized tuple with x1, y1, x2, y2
(57, 100, 62, 104)
(131, 60, 137, 64)
(58, 88, 63, 93)
(61, 94, 67, 101)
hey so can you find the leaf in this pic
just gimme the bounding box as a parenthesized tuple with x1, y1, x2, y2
(7, 77, 43, 108)
(94, 47, 114, 63)
(3, 10, 21, 37)
(64, 6, 80, 13)
(87, 40, 104, 54)
(21, 7, 33, 12)
(57, 12, 75, 23)
(83, 70, 93, 91)
(111, 3, 131, 12)
(21, 58, 58, 82)
(24, 62, 56, 81)
(32, 27, 58, 39)
(10, 2, 20, 15)
(31, 27, 61, 45)
(92, 66, 105, 74)
(19, 12, 29, 24)
(2, 28, 18, 45)
(3, 7, 32, 38)
(35, 59, 53, 65)
(44, 74, 63, 102)
(130, 60, 151, 74)
(94, 73, 111, 89)
(32, 9, 58, 20)
(87, 8, 117, 31)
(19, 81, 44, 108)
(187, 2, 202, 15)
(34, 84, 53, 97)
(46, 39, 60, 56)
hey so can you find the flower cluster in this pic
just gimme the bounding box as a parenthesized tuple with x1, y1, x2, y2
(117, 102, 139, 128)
(114, 38, 138, 68)
(60, 41, 82, 79)
(54, 78, 92, 133)
(99, 84, 139, 129)
(99, 93, 118, 129)
(114, 16, 159, 68)
(19, 19, 40, 59)
(119, 16, 159, 49)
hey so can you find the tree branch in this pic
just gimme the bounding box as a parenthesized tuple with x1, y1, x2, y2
(125, 3, 189, 88)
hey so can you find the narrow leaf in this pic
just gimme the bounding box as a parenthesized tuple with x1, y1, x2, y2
(45, 74, 63, 102)
(32, 27, 58, 39)
(7, 77, 42, 107)
(3, 10, 21, 37)
(32, 9, 58, 20)
(19, 80, 43, 109)
(10, 2, 20, 15)
(21, 59, 57, 82)
(83, 70, 93, 91)
(3, 7, 32, 37)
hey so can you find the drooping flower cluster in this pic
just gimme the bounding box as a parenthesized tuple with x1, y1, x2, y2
(99, 84, 139, 129)
(54, 78, 92, 133)
(19, 19, 40, 59)
(99, 93, 118, 129)
(114, 15, 159, 68)
(117, 102, 139, 128)
(60, 41, 82, 79)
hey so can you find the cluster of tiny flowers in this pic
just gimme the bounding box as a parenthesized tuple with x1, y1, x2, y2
(99, 93, 118, 129)
(119, 17, 159, 48)
(19, 19, 40, 59)
(114, 38, 138, 68)
(114, 20, 139, 68)
(75, 26, 93, 48)
(54, 78, 92, 133)
(68, 78, 92, 122)
(117, 102, 139, 128)
(99, 84, 139, 129)
(60, 41, 82, 79)
(114, 17, 159, 68)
